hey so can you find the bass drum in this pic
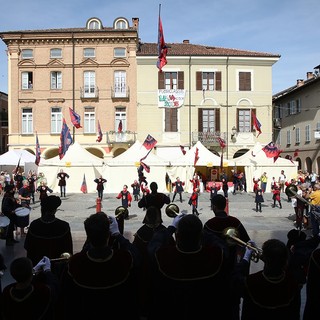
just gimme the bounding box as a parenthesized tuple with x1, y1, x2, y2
(15, 206, 31, 228)
(0, 215, 10, 239)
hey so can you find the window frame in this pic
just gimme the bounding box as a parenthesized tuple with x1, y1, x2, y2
(21, 72, 33, 90)
(51, 107, 62, 134)
(84, 48, 95, 58)
(22, 108, 33, 134)
(114, 47, 126, 58)
(238, 71, 252, 91)
(84, 107, 95, 133)
(50, 71, 62, 90)
(21, 49, 33, 59)
(50, 48, 62, 59)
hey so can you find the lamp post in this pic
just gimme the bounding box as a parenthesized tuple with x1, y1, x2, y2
(231, 126, 237, 142)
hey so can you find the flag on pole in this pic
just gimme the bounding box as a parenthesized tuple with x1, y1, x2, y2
(262, 142, 282, 162)
(140, 161, 150, 173)
(118, 120, 123, 133)
(194, 147, 199, 166)
(80, 174, 88, 193)
(142, 134, 157, 150)
(217, 137, 226, 149)
(13, 156, 21, 175)
(58, 118, 73, 160)
(252, 111, 262, 137)
(180, 145, 186, 155)
(69, 107, 82, 129)
(35, 131, 41, 166)
(156, 5, 168, 72)
(140, 149, 152, 162)
(96, 120, 103, 143)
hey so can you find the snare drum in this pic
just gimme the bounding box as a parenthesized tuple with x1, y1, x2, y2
(15, 207, 31, 228)
(0, 215, 10, 239)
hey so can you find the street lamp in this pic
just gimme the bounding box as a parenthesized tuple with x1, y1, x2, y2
(231, 126, 238, 141)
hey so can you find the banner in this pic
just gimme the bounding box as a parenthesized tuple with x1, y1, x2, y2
(158, 89, 186, 108)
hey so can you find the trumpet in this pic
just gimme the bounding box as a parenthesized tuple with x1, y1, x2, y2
(165, 203, 180, 218)
(50, 252, 72, 262)
(223, 227, 263, 262)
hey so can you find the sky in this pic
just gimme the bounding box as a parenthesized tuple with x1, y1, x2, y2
(0, 0, 319, 95)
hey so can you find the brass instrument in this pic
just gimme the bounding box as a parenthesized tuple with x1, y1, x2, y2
(165, 203, 180, 218)
(115, 206, 128, 219)
(223, 227, 263, 262)
(50, 252, 71, 262)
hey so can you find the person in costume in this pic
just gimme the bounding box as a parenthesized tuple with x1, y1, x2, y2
(94, 175, 107, 199)
(171, 177, 185, 203)
(57, 169, 69, 197)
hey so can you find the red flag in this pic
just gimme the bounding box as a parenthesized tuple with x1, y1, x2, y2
(118, 120, 123, 133)
(142, 134, 157, 150)
(294, 149, 299, 157)
(140, 149, 152, 162)
(156, 7, 167, 72)
(252, 111, 262, 137)
(262, 142, 282, 162)
(194, 147, 199, 166)
(180, 145, 186, 155)
(35, 131, 41, 166)
(13, 156, 21, 175)
(96, 120, 103, 143)
(80, 174, 87, 193)
(69, 107, 82, 129)
(59, 118, 73, 160)
(140, 161, 150, 173)
(217, 137, 226, 149)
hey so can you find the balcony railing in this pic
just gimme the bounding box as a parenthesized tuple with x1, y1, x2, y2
(192, 131, 227, 146)
(106, 130, 136, 144)
(80, 86, 99, 101)
(111, 86, 130, 100)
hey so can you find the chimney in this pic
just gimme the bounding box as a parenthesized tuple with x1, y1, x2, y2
(132, 18, 139, 31)
(183, 40, 190, 44)
(297, 79, 304, 87)
(307, 72, 314, 79)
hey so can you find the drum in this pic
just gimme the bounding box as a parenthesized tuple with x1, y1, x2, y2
(0, 215, 10, 239)
(15, 206, 31, 228)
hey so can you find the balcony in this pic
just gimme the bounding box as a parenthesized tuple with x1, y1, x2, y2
(106, 130, 136, 144)
(80, 86, 99, 102)
(192, 131, 227, 146)
(273, 118, 281, 128)
(111, 86, 130, 101)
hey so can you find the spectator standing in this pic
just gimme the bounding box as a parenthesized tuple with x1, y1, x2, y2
(131, 179, 140, 201)
(188, 187, 199, 216)
(172, 177, 185, 203)
(305, 183, 320, 237)
(57, 169, 69, 198)
(94, 175, 107, 200)
(270, 176, 277, 190)
(255, 186, 264, 212)
(209, 182, 220, 210)
(278, 169, 287, 193)
(221, 175, 229, 198)
(260, 172, 268, 193)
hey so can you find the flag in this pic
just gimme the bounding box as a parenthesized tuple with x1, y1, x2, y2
(165, 172, 172, 192)
(156, 6, 168, 72)
(194, 147, 199, 166)
(262, 142, 282, 162)
(140, 149, 152, 162)
(220, 152, 223, 169)
(118, 120, 123, 133)
(252, 111, 262, 137)
(80, 174, 88, 193)
(180, 145, 186, 155)
(217, 137, 226, 149)
(13, 156, 21, 175)
(142, 134, 157, 150)
(140, 161, 150, 173)
(285, 155, 294, 164)
(96, 120, 103, 143)
(58, 118, 72, 160)
(294, 149, 299, 157)
(35, 132, 41, 166)
(69, 107, 82, 129)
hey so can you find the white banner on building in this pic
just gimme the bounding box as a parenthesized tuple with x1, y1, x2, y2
(158, 89, 186, 108)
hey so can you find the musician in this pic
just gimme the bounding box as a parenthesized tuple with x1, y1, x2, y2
(305, 183, 320, 237)
(172, 177, 185, 203)
(94, 175, 107, 199)
(36, 180, 53, 204)
(209, 182, 220, 210)
(26, 170, 38, 204)
(189, 173, 200, 192)
(271, 184, 282, 209)
(57, 169, 69, 198)
(116, 185, 132, 220)
(17, 179, 31, 236)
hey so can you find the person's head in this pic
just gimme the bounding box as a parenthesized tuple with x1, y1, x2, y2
(4, 184, 15, 194)
(142, 206, 163, 228)
(211, 194, 226, 212)
(123, 184, 128, 191)
(10, 257, 33, 285)
(313, 183, 320, 191)
(84, 212, 110, 248)
(260, 239, 288, 276)
(175, 214, 203, 251)
(41, 195, 62, 217)
(150, 182, 158, 193)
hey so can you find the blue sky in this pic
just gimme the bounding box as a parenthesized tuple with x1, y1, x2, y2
(0, 0, 319, 95)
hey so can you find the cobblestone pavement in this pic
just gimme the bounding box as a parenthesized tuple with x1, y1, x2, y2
(0, 190, 309, 317)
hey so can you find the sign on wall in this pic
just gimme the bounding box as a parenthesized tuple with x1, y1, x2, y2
(158, 89, 186, 108)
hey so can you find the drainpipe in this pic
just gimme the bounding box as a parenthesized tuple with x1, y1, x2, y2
(72, 32, 75, 142)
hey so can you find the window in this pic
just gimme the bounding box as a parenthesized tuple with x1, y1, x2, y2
(114, 71, 127, 97)
(237, 109, 251, 132)
(22, 108, 33, 134)
(295, 128, 300, 144)
(305, 125, 310, 142)
(238, 71, 251, 91)
(22, 72, 33, 90)
(50, 48, 62, 59)
(198, 109, 220, 133)
(115, 108, 126, 142)
(84, 71, 96, 97)
(196, 72, 221, 91)
(290, 100, 296, 115)
(87, 19, 101, 29)
(21, 49, 33, 59)
(84, 48, 95, 58)
(159, 72, 184, 132)
(296, 98, 301, 113)
(114, 48, 126, 58)
(84, 107, 95, 133)
(286, 130, 291, 145)
(115, 19, 128, 29)
(51, 71, 62, 90)
(51, 107, 62, 133)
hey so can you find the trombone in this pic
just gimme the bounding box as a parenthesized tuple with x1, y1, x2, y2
(223, 227, 263, 262)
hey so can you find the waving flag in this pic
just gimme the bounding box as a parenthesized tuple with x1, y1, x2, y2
(59, 118, 72, 160)
(262, 142, 282, 162)
(69, 107, 82, 129)
(156, 5, 167, 72)
(180, 145, 186, 155)
(118, 120, 123, 133)
(217, 137, 226, 149)
(96, 120, 103, 143)
(194, 147, 199, 166)
(35, 131, 41, 166)
(13, 156, 21, 175)
(142, 134, 157, 150)
(80, 174, 88, 193)
(252, 111, 262, 137)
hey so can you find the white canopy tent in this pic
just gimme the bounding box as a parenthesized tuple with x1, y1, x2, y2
(231, 142, 298, 192)
(103, 141, 171, 193)
(38, 142, 104, 193)
(0, 149, 37, 174)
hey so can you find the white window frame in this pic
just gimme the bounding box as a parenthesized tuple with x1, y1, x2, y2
(114, 71, 127, 97)
(84, 71, 96, 97)
(115, 108, 126, 142)
(21, 49, 33, 59)
(238, 109, 251, 133)
(295, 127, 300, 144)
(22, 108, 33, 134)
(84, 48, 95, 58)
(202, 72, 215, 91)
(50, 48, 62, 59)
(51, 107, 62, 133)
(114, 47, 126, 58)
(290, 100, 296, 115)
(286, 130, 291, 145)
(50, 71, 62, 90)
(115, 19, 128, 29)
(84, 108, 95, 133)
(305, 125, 310, 142)
(296, 98, 301, 113)
(22, 72, 33, 90)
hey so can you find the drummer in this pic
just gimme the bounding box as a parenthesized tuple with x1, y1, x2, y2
(17, 180, 31, 236)
(1, 184, 20, 246)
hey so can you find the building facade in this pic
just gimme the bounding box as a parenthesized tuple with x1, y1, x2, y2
(273, 66, 320, 173)
(0, 91, 8, 154)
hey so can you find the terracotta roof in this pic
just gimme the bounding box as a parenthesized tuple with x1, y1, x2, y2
(137, 42, 280, 58)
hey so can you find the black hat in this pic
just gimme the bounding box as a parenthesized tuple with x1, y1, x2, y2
(41, 195, 62, 211)
(4, 184, 15, 192)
